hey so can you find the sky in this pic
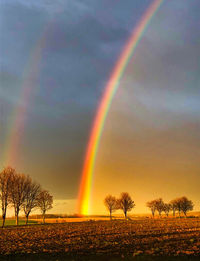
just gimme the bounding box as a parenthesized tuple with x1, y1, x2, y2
(0, 0, 200, 215)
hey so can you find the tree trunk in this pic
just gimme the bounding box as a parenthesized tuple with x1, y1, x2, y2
(25, 214, 29, 225)
(43, 213, 45, 224)
(173, 209, 175, 217)
(15, 208, 19, 225)
(124, 211, 127, 219)
(15, 215, 19, 225)
(2, 213, 6, 228)
(110, 210, 112, 220)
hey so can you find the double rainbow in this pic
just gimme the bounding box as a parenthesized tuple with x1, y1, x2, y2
(78, 0, 163, 215)
(1, 0, 163, 215)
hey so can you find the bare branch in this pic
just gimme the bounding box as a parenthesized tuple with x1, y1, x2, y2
(37, 190, 53, 224)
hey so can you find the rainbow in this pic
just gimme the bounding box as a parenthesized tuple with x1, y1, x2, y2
(2, 12, 62, 167)
(2, 25, 48, 167)
(78, 0, 163, 215)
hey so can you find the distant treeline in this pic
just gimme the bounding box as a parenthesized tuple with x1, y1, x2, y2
(146, 197, 193, 217)
(104, 193, 194, 219)
(1, 166, 196, 228)
(0, 167, 53, 228)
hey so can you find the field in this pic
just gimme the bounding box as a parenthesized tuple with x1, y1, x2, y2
(0, 219, 38, 226)
(0, 218, 200, 261)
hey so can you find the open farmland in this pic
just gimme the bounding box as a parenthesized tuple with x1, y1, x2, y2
(0, 218, 200, 260)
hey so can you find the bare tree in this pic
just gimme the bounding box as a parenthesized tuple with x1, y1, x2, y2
(146, 200, 157, 218)
(118, 192, 135, 219)
(180, 196, 194, 217)
(10, 173, 30, 225)
(163, 203, 171, 217)
(0, 167, 15, 227)
(170, 199, 178, 217)
(104, 195, 117, 220)
(37, 190, 53, 223)
(154, 198, 164, 217)
(23, 178, 41, 224)
(174, 198, 182, 217)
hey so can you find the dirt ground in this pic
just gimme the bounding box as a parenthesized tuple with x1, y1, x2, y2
(0, 218, 200, 260)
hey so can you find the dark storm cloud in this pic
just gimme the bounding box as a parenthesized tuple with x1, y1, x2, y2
(0, 0, 199, 203)
(1, 0, 150, 109)
(0, 2, 48, 76)
(36, 14, 130, 107)
(0, 0, 153, 199)
(117, 0, 200, 124)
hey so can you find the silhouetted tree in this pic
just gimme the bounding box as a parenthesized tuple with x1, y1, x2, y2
(10, 173, 30, 225)
(0, 167, 14, 227)
(180, 196, 194, 217)
(146, 200, 157, 218)
(118, 192, 135, 219)
(170, 199, 178, 217)
(163, 203, 171, 217)
(23, 178, 41, 224)
(104, 195, 117, 220)
(154, 198, 164, 217)
(169, 197, 194, 217)
(173, 198, 182, 217)
(37, 190, 53, 223)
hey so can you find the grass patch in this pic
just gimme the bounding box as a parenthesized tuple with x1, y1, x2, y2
(0, 219, 38, 226)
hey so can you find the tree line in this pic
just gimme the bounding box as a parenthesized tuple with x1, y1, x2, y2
(146, 197, 194, 217)
(104, 193, 194, 220)
(0, 167, 53, 227)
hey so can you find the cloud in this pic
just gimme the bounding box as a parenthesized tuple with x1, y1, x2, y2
(0, 0, 199, 209)
(114, 0, 200, 121)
